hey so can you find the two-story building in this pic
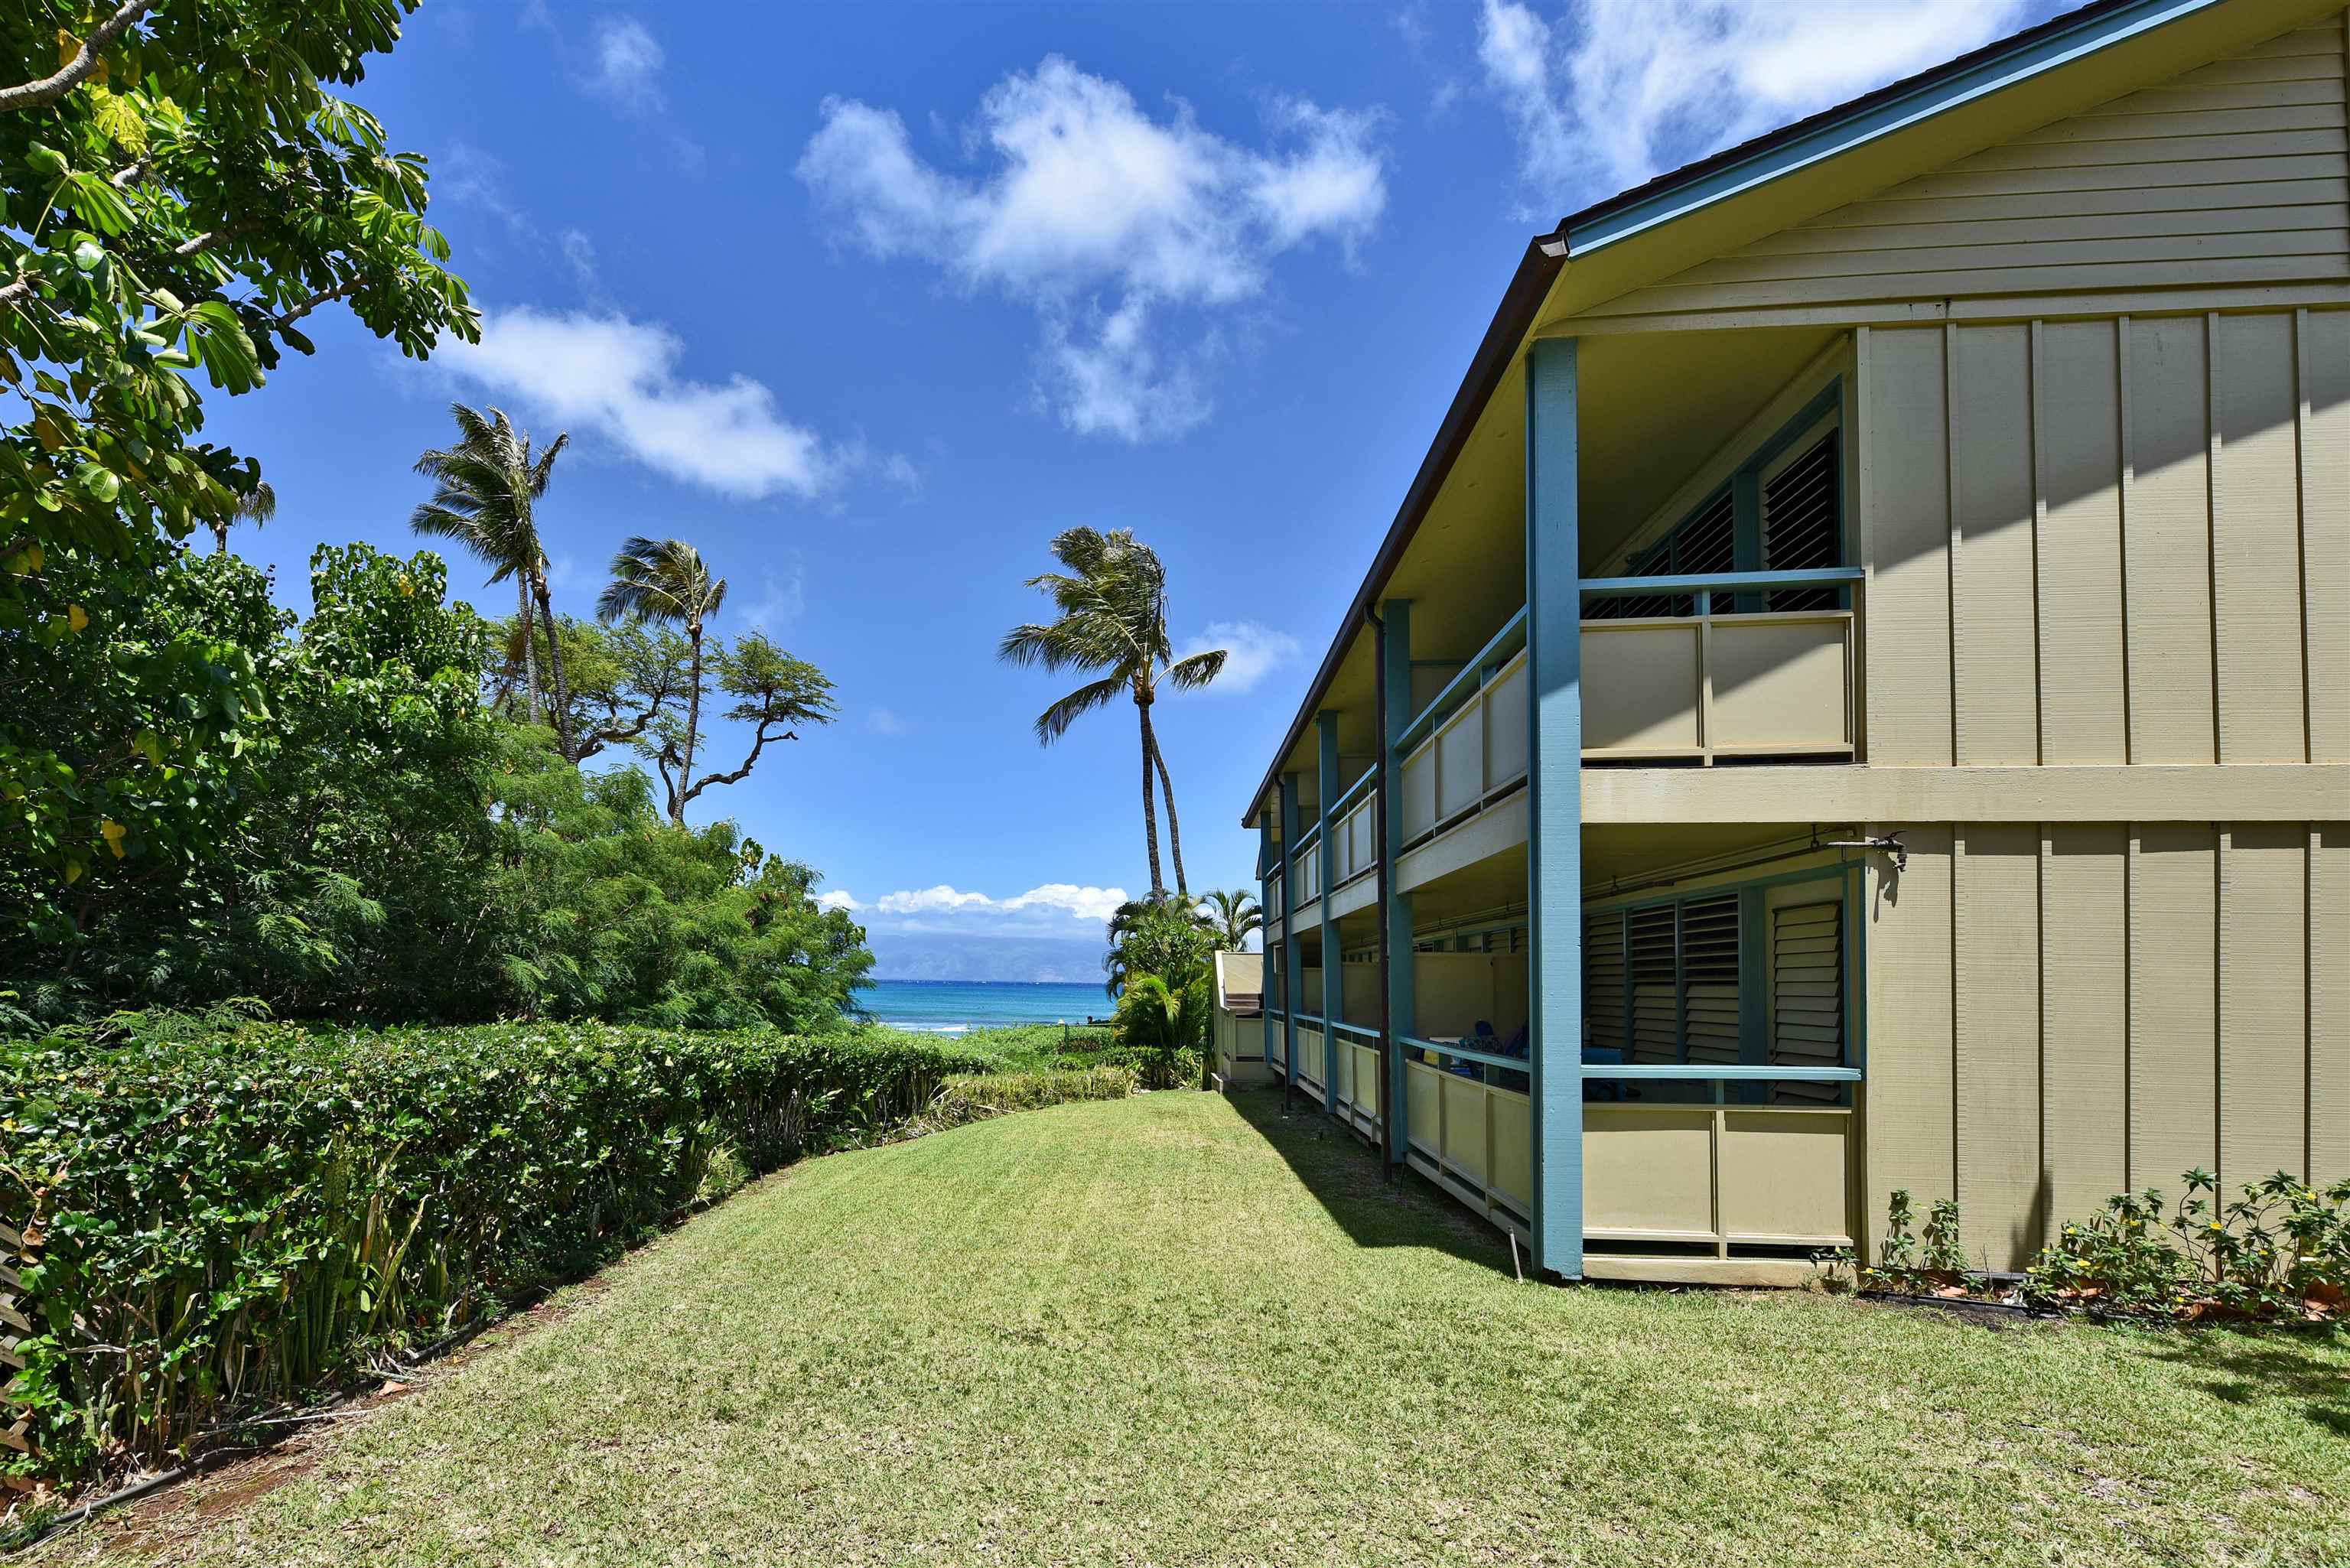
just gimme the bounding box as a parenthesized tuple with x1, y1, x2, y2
(1245, 0, 2348, 1285)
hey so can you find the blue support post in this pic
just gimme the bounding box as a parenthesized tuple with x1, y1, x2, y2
(1381, 600, 1415, 1164)
(1280, 776, 1301, 1086)
(1316, 711, 1341, 1114)
(1525, 337, 1584, 1280)
(1260, 815, 1278, 1023)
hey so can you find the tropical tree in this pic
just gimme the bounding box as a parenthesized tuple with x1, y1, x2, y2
(597, 536, 727, 821)
(999, 528, 1225, 899)
(0, 0, 477, 901)
(1200, 888, 1262, 950)
(210, 477, 275, 555)
(1102, 894, 1213, 1001)
(409, 404, 568, 743)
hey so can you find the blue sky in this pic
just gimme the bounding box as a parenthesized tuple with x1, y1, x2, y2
(208, 0, 2054, 981)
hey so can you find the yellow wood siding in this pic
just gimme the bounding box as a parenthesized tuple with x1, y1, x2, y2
(1859, 309, 2345, 770)
(1860, 825, 1955, 1231)
(1586, 20, 2350, 320)
(1867, 821, 2348, 1270)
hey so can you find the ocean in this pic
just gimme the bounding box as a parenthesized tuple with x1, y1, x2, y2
(854, 978, 1110, 1035)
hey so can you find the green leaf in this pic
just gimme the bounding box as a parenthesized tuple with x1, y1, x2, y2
(77, 463, 121, 503)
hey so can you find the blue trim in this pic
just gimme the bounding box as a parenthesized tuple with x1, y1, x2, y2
(1329, 1019, 1380, 1041)
(1382, 597, 1417, 1166)
(1564, 0, 2221, 255)
(1580, 566, 1863, 596)
(1317, 711, 1343, 1116)
(1327, 766, 1375, 822)
(1525, 337, 1583, 1281)
(1404, 1037, 1526, 1074)
(1395, 604, 1530, 754)
(1590, 1065, 1861, 1083)
(1279, 773, 1301, 1082)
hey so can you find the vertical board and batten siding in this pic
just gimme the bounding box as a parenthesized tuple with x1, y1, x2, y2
(1867, 825, 2349, 1270)
(1859, 308, 2349, 766)
(1583, 19, 2350, 320)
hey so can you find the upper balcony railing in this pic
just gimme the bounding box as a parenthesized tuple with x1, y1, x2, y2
(1579, 568, 1863, 765)
(1398, 610, 1531, 850)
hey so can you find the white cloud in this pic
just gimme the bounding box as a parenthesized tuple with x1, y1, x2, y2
(843, 882, 1131, 926)
(1476, 0, 2032, 204)
(798, 57, 1385, 442)
(591, 18, 664, 106)
(1177, 620, 1300, 695)
(741, 564, 806, 631)
(439, 308, 840, 500)
(868, 708, 906, 737)
(817, 889, 860, 912)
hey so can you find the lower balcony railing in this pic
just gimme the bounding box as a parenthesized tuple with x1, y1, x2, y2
(1396, 1051, 1860, 1251)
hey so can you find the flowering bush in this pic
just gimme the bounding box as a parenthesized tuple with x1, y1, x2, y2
(2028, 1170, 2350, 1322)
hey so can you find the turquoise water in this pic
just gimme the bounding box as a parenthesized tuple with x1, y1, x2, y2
(856, 979, 1109, 1034)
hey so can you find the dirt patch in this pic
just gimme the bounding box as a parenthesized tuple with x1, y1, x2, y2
(1859, 1293, 2067, 1334)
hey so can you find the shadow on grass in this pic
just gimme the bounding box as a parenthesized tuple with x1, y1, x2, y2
(1224, 1085, 1515, 1276)
(2133, 1330, 2350, 1437)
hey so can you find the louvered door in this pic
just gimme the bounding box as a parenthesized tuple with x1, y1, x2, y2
(1680, 895, 1740, 1065)
(1769, 899, 1844, 1102)
(1584, 910, 1626, 1055)
(1628, 906, 1678, 1063)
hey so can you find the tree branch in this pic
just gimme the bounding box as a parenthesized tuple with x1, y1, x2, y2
(272, 278, 361, 329)
(679, 721, 798, 807)
(0, 0, 156, 114)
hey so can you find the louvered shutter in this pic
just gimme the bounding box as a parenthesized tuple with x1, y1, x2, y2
(1760, 431, 1841, 612)
(1770, 899, 1844, 1102)
(1584, 910, 1626, 1053)
(1680, 894, 1740, 1065)
(1629, 905, 1678, 1063)
(1587, 489, 1733, 620)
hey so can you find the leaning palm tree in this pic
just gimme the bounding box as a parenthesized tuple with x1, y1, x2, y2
(410, 405, 570, 746)
(211, 477, 275, 555)
(597, 536, 727, 823)
(1000, 528, 1225, 899)
(1200, 888, 1262, 950)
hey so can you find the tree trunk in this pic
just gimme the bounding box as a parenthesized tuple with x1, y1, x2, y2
(1149, 724, 1190, 902)
(212, 522, 228, 555)
(532, 569, 574, 760)
(1134, 692, 1165, 898)
(517, 576, 541, 727)
(677, 621, 703, 825)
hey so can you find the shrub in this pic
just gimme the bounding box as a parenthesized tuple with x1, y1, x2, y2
(926, 1067, 1139, 1128)
(0, 1021, 984, 1484)
(2026, 1170, 2349, 1321)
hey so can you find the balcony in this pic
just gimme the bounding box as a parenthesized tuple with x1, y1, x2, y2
(1580, 568, 1863, 764)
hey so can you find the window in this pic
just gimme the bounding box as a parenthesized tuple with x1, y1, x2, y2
(1587, 386, 1844, 621)
(1759, 427, 1841, 612)
(1583, 893, 1740, 1065)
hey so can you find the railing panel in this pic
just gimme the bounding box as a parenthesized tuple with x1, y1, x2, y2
(1405, 1061, 1442, 1159)
(1583, 1101, 1855, 1248)
(1401, 746, 1436, 841)
(1484, 656, 1529, 788)
(1584, 1108, 1716, 1237)
(1707, 615, 1852, 752)
(1295, 1026, 1325, 1091)
(1717, 1109, 1852, 1241)
(1582, 623, 1701, 754)
(1436, 704, 1483, 820)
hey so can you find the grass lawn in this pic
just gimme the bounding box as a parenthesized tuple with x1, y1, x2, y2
(44, 1088, 2348, 1566)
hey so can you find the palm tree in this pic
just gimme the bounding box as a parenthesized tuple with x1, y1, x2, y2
(1200, 888, 1262, 950)
(211, 477, 275, 555)
(410, 404, 571, 747)
(1102, 894, 1213, 1000)
(1000, 528, 1225, 899)
(597, 536, 727, 824)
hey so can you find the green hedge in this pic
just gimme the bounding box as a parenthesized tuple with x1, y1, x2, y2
(926, 1066, 1138, 1127)
(0, 1022, 985, 1483)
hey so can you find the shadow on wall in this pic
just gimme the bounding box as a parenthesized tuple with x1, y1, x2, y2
(1225, 1085, 1515, 1276)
